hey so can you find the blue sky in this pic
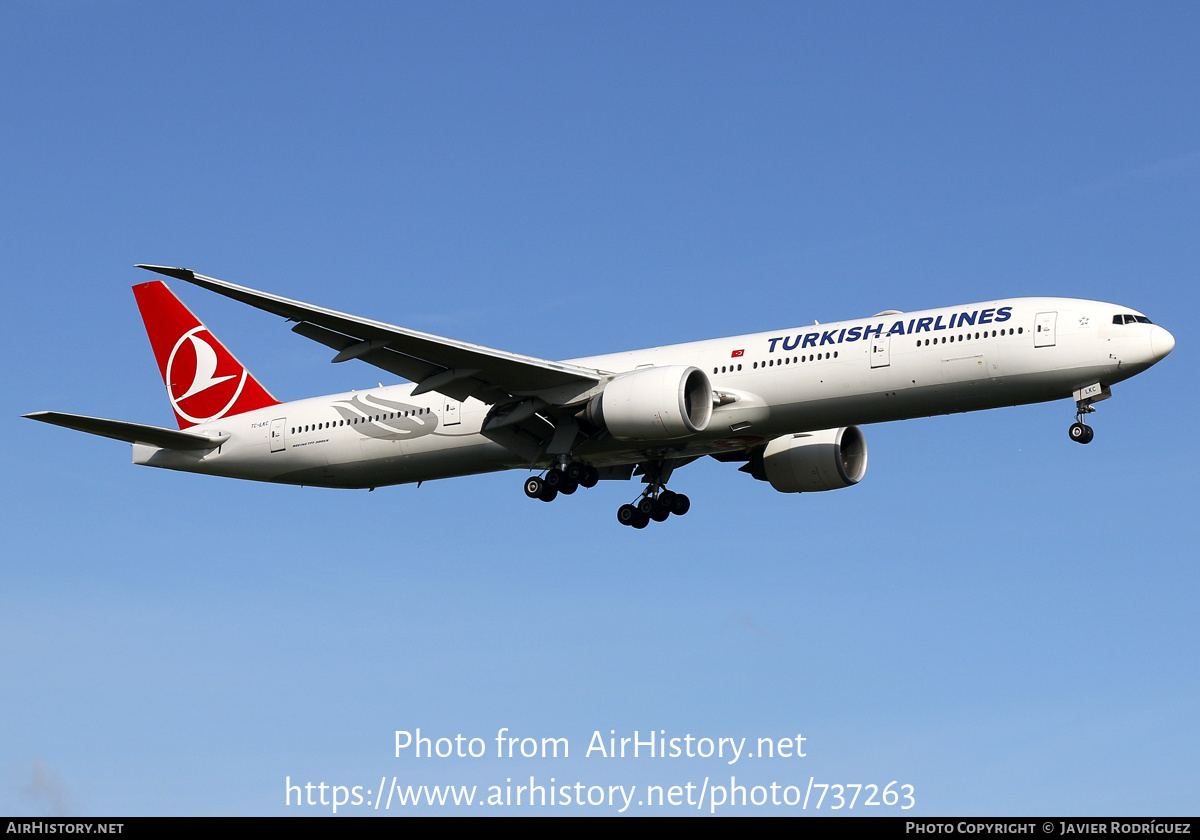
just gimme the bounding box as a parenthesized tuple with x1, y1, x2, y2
(2, 1, 1196, 816)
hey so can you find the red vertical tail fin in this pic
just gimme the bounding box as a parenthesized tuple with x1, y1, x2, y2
(132, 280, 279, 429)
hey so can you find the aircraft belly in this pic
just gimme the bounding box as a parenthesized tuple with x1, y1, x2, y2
(744, 363, 1114, 433)
(135, 437, 284, 481)
(272, 438, 517, 488)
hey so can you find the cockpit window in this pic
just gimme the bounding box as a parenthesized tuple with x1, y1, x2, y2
(1135, 315, 1152, 324)
(1114, 313, 1154, 325)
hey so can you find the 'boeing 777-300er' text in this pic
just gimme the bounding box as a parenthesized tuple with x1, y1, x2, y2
(26, 266, 1175, 528)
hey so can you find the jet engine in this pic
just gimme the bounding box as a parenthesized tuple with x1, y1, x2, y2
(585, 365, 713, 440)
(744, 426, 868, 493)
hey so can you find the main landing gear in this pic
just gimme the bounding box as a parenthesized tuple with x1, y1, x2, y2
(523, 461, 599, 503)
(616, 489, 691, 529)
(523, 457, 693, 527)
(615, 459, 690, 529)
(1069, 405, 1096, 445)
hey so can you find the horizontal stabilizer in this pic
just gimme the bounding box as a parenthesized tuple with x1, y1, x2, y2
(24, 412, 229, 450)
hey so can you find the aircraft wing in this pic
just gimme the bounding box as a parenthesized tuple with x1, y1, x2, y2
(24, 412, 229, 450)
(136, 266, 607, 406)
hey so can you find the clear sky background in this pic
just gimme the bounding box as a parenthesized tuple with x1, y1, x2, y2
(2, 1, 1196, 816)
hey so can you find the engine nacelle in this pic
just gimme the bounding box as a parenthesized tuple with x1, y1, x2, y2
(759, 426, 868, 493)
(586, 365, 713, 440)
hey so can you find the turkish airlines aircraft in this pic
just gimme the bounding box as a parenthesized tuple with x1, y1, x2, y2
(26, 266, 1175, 528)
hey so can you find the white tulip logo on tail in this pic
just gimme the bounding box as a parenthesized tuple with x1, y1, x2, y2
(165, 326, 248, 424)
(132, 279, 279, 429)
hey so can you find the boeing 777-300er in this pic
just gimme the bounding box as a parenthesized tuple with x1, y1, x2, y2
(26, 265, 1175, 528)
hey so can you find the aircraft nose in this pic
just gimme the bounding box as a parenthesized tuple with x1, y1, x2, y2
(1151, 325, 1175, 361)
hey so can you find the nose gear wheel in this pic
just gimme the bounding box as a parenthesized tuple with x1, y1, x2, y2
(1069, 403, 1096, 444)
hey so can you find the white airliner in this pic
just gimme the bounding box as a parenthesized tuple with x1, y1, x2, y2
(26, 266, 1175, 528)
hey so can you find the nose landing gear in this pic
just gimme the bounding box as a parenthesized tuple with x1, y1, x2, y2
(1069, 405, 1095, 444)
(1069, 419, 1094, 444)
(1068, 383, 1111, 445)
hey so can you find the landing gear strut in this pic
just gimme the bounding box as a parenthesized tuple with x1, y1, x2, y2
(1069, 405, 1096, 445)
(615, 460, 690, 528)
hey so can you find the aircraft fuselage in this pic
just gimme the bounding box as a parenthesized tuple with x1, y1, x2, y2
(133, 296, 1172, 489)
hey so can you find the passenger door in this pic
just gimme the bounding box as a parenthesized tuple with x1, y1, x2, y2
(269, 417, 287, 452)
(1035, 312, 1057, 348)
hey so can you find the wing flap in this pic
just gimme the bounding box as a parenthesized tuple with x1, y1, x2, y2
(25, 411, 229, 450)
(288, 321, 504, 403)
